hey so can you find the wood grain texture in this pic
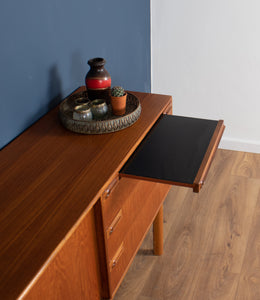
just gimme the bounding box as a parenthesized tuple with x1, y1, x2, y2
(22, 208, 101, 300)
(0, 87, 172, 299)
(114, 149, 260, 300)
(234, 152, 260, 300)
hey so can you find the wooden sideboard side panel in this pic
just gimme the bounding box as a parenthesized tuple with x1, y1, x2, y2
(22, 208, 101, 300)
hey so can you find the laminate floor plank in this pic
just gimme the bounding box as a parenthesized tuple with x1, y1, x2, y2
(231, 151, 260, 179)
(114, 150, 260, 300)
(234, 181, 260, 300)
(189, 176, 259, 300)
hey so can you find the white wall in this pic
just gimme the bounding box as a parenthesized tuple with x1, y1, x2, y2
(151, 0, 260, 153)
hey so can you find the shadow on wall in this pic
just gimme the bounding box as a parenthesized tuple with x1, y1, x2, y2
(48, 65, 63, 111)
(23, 60, 83, 139)
(70, 51, 86, 87)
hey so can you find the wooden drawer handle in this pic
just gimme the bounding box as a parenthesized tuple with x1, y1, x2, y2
(102, 176, 119, 199)
(106, 209, 122, 239)
(109, 243, 124, 272)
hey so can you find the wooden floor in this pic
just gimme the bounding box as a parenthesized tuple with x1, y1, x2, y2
(114, 149, 260, 300)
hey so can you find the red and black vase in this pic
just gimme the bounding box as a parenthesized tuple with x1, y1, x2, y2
(85, 57, 111, 103)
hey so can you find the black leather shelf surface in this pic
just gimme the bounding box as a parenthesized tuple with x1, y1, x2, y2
(120, 114, 219, 186)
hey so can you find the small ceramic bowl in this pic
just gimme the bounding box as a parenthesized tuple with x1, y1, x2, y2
(91, 99, 108, 119)
(73, 103, 92, 121)
(74, 97, 89, 105)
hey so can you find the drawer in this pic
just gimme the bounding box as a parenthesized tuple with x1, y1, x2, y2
(101, 177, 170, 258)
(120, 115, 225, 192)
(106, 180, 170, 296)
(101, 176, 135, 231)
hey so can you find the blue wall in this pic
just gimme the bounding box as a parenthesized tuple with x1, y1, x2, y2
(0, 0, 151, 149)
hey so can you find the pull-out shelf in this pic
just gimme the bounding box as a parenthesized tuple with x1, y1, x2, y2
(120, 114, 225, 192)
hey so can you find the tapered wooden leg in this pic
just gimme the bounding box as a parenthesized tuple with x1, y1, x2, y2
(153, 205, 163, 255)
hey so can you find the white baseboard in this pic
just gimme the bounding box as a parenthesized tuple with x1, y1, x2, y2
(219, 137, 260, 154)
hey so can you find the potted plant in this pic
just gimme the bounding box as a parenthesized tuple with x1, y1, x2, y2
(110, 86, 127, 115)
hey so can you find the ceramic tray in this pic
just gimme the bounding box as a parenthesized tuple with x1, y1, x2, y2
(59, 91, 141, 134)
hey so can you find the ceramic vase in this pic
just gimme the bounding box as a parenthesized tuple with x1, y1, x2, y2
(85, 57, 111, 103)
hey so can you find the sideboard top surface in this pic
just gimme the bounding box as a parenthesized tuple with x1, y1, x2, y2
(0, 87, 172, 299)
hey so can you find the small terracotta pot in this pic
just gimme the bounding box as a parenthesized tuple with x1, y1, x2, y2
(110, 93, 127, 115)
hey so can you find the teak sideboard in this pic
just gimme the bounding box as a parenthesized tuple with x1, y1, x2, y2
(0, 87, 225, 299)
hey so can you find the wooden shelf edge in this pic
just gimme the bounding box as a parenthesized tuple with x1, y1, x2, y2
(193, 120, 225, 193)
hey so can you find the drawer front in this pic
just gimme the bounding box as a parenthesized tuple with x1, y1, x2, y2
(101, 176, 132, 231)
(102, 178, 170, 295)
(102, 177, 168, 256)
(105, 209, 123, 240)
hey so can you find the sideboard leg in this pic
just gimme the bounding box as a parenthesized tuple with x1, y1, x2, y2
(153, 205, 164, 255)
